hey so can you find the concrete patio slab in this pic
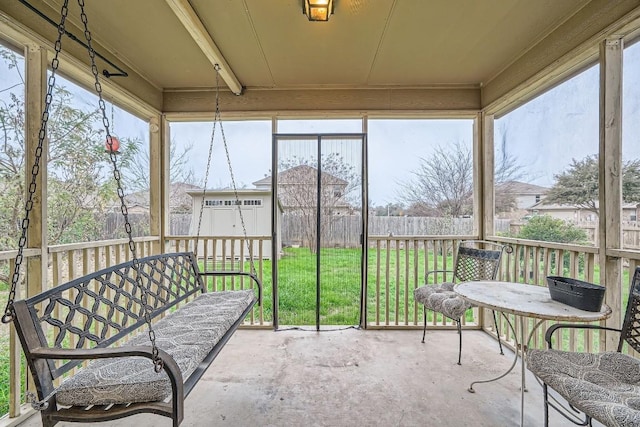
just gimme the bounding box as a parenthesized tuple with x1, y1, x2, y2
(16, 328, 597, 427)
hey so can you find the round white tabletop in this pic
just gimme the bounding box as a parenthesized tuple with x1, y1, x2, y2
(454, 281, 611, 322)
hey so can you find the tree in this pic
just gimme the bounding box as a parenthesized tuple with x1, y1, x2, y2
(545, 155, 640, 216)
(398, 141, 524, 217)
(399, 142, 472, 217)
(276, 153, 360, 252)
(0, 47, 126, 247)
(124, 139, 197, 193)
(494, 125, 527, 213)
(122, 138, 198, 218)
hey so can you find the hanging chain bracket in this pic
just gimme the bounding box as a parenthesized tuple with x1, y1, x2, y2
(18, 0, 128, 78)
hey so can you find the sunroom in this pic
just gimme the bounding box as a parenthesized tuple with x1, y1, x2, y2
(1, 1, 640, 426)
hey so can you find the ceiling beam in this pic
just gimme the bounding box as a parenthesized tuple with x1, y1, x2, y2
(163, 87, 481, 114)
(165, 0, 243, 95)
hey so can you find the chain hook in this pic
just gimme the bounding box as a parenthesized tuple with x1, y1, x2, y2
(1, 312, 14, 324)
(26, 390, 55, 411)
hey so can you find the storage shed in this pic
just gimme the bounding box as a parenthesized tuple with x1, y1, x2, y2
(188, 189, 281, 260)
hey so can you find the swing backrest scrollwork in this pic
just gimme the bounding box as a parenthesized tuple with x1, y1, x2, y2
(22, 252, 204, 377)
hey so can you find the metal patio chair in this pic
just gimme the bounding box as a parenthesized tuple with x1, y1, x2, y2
(413, 240, 510, 365)
(527, 266, 640, 427)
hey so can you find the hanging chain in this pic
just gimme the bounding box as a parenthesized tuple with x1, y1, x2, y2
(2, 0, 71, 324)
(215, 69, 258, 277)
(77, 0, 162, 372)
(195, 65, 256, 276)
(194, 65, 220, 259)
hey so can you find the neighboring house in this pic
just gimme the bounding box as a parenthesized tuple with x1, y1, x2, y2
(496, 181, 549, 210)
(528, 201, 640, 222)
(253, 165, 353, 215)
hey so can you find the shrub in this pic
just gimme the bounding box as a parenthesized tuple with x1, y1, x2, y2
(518, 215, 588, 244)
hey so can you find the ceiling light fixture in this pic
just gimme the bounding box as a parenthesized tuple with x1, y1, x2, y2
(303, 0, 333, 22)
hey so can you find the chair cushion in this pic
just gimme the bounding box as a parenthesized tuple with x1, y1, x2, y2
(56, 290, 255, 406)
(414, 283, 473, 320)
(528, 348, 640, 427)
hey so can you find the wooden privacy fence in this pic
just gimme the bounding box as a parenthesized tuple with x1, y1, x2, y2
(578, 223, 640, 248)
(510, 221, 640, 249)
(105, 212, 190, 237)
(281, 215, 511, 248)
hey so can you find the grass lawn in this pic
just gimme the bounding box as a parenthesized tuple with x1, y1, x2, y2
(209, 246, 457, 326)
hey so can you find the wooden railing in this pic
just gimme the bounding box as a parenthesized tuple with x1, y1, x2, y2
(165, 235, 271, 327)
(365, 235, 640, 357)
(366, 235, 474, 328)
(48, 236, 158, 287)
(0, 249, 40, 419)
(487, 237, 602, 354)
(3, 234, 640, 421)
(488, 237, 640, 356)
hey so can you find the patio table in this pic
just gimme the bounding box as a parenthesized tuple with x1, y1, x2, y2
(453, 281, 611, 427)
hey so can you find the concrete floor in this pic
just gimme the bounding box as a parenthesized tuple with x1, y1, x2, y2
(16, 329, 593, 427)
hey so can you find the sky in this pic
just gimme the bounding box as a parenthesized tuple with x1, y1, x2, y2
(2, 41, 640, 207)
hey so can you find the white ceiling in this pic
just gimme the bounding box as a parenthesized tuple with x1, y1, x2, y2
(6, 0, 639, 115)
(5, 0, 590, 91)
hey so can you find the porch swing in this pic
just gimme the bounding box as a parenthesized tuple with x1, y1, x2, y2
(1, 2, 260, 426)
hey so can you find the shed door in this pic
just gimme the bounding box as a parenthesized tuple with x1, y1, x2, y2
(210, 208, 257, 236)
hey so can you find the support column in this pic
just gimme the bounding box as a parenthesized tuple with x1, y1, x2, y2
(477, 112, 496, 239)
(361, 115, 369, 329)
(160, 115, 170, 253)
(149, 115, 162, 254)
(475, 112, 496, 330)
(599, 37, 623, 351)
(17, 42, 48, 417)
(24, 43, 47, 299)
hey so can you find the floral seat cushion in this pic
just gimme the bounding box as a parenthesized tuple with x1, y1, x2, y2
(528, 348, 640, 427)
(55, 290, 255, 406)
(414, 283, 473, 320)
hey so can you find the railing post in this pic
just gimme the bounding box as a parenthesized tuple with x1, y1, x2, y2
(8, 259, 21, 418)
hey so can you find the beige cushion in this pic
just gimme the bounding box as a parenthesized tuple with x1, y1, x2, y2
(56, 290, 254, 406)
(414, 283, 472, 320)
(528, 348, 640, 427)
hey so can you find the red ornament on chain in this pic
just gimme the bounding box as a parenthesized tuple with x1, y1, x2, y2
(105, 135, 120, 153)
